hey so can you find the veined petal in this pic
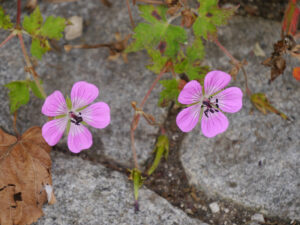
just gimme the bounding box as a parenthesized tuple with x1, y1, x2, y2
(176, 104, 201, 132)
(201, 110, 229, 138)
(42, 117, 68, 146)
(67, 123, 92, 153)
(42, 91, 68, 117)
(213, 87, 243, 113)
(204, 71, 231, 96)
(81, 102, 110, 129)
(71, 81, 99, 110)
(178, 80, 203, 105)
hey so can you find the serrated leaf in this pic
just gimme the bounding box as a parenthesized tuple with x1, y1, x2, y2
(22, 6, 43, 35)
(28, 80, 44, 99)
(127, 5, 187, 58)
(158, 79, 180, 107)
(5, 81, 30, 113)
(251, 93, 288, 120)
(146, 49, 169, 74)
(147, 135, 169, 175)
(40, 16, 66, 40)
(30, 39, 50, 60)
(193, 0, 236, 39)
(0, 6, 13, 29)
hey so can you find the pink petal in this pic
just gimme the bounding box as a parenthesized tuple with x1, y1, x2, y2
(178, 80, 203, 105)
(81, 102, 110, 129)
(67, 123, 92, 153)
(42, 117, 68, 146)
(201, 110, 229, 138)
(42, 91, 68, 117)
(204, 71, 231, 96)
(213, 87, 243, 113)
(71, 81, 99, 110)
(176, 104, 201, 132)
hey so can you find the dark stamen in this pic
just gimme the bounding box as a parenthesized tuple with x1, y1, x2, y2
(216, 104, 219, 108)
(215, 109, 219, 112)
(210, 109, 214, 113)
(216, 99, 218, 103)
(204, 110, 209, 118)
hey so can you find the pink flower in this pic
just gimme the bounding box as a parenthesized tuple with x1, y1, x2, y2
(176, 71, 243, 138)
(41, 81, 110, 153)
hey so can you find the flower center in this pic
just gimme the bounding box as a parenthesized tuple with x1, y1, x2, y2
(69, 111, 83, 125)
(201, 97, 219, 118)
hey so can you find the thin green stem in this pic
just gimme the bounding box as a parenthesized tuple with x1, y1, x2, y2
(18, 33, 47, 99)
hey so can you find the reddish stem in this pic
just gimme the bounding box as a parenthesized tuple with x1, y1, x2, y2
(0, 32, 15, 48)
(214, 38, 239, 65)
(16, 0, 21, 27)
(126, 0, 135, 29)
(130, 62, 170, 169)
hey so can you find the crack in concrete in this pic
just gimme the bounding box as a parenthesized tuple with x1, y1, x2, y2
(53, 104, 299, 225)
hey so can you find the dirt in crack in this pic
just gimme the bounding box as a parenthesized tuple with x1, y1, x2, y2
(143, 106, 298, 225)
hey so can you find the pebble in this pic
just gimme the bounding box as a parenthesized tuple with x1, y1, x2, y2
(209, 202, 220, 213)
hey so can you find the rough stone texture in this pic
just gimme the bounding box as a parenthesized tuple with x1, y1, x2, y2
(34, 152, 204, 225)
(181, 16, 300, 220)
(0, 0, 166, 166)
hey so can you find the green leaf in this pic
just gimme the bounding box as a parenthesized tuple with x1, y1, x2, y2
(193, 0, 236, 39)
(147, 135, 169, 175)
(40, 16, 66, 40)
(28, 80, 44, 99)
(127, 5, 187, 58)
(0, 6, 13, 29)
(158, 79, 180, 107)
(5, 81, 30, 113)
(30, 39, 50, 60)
(22, 6, 43, 35)
(146, 49, 169, 74)
(129, 168, 145, 201)
(251, 93, 288, 120)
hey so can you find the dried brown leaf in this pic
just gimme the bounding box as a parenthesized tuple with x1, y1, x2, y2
(0, 126, 54, 225)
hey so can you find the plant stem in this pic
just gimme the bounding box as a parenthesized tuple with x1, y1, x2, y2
(135, 0, 165, 4)
(126, 0, 135, 29)
(18, 33, 47, 99)
(214, 38, 252, 97)
(130, 62, 171, 170)
(0, 32, 15, 48)
(214, 38, 239, 65)
(16, 0, 21, 28)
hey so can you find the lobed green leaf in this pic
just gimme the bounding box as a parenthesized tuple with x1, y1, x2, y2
(5, 81, 30, 113)
(158, 79, 180, 107)
(0, 6, 13, 30)
(30, 39, 50, 60)
(193, 0, 236, 39)
(22, 6, 43, 35)
(40, 16, 66, 40)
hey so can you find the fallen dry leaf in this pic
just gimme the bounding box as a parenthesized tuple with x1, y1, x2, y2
(0, 126, 54, 225)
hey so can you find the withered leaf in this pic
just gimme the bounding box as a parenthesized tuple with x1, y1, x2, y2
(0, 126, 54, 225)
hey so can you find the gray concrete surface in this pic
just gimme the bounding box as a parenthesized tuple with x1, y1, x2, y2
(34, 152, 204, 225)
(181, 16, 300, 220)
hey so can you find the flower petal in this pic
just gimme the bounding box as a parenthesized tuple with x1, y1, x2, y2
(201, 110, 229, 138)
(204, 70, 231, 96)
(42, 91, 68, 117)
(71, 81, 99, 110)
(213, 87, 243, 113)
(176, 104, 201, 132)
(81, 102, 110, 129)
(67, 123, 92, 153)
(42, 117, 68, 146)
(178, 80, 203, 105)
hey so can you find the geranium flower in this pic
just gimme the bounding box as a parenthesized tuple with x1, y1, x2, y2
(41, 81, 110, 153)
(176, 70, 243, 137)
